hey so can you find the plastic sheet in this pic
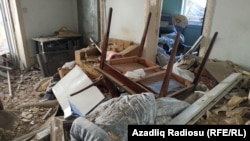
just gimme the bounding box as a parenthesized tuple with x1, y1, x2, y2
(70, 93, 190, 141)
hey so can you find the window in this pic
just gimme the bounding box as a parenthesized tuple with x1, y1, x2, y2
(181, 0, 207, 26)
(0, 0, 18, 66)
(0, 5, 9, 55)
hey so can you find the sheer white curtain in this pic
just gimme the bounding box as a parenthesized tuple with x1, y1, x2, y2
(0, 0, 19, 66)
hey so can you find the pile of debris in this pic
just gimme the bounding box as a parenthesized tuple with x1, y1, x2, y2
(0, 69, 59, 140)
(0, 55, 250, 140)
(0, 37, 141, 140)
(1, 7, 249, 140)
(195, 60, 250, 124)
(169, 55, 250, 125)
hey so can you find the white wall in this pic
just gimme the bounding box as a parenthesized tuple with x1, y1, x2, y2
(105, 0, 145, 43)
(20, 0, 78, 66)
(209, 0, 250, 71)
(105, 0, 162, 61)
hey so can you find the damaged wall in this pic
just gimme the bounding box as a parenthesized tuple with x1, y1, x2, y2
(104, 0, 162, 62)
(105, 0, 146, 42)
(209, 0, 250, 71)
(17, 0, 78, 68)
(77, 0, 99, 47)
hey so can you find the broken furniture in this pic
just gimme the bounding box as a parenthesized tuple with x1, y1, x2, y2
(74, 38, 140, 80)
(68, 8, 143, 98)
(95, 7, 219, 99)
(96, 33, 194, 99)
(52, 65, 105, 119)
(74, 45, 101, 79)
(99, 38, 141, 57)
(33, 34, 81, 77)
(95, 32, 191, 98)
(96, 9, 160, 97)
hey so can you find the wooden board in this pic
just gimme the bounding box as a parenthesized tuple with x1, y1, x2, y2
(108, 56, 162, 74)
(51, 116, 75, 141)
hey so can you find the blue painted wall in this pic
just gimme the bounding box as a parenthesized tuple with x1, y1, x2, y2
(162, 0, 182, 15)
(183, 25, 202, 45)
(161, 0, 203, 46)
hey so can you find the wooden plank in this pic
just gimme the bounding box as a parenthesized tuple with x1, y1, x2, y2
(95, 64, 149, 94)
(167, 73, 242, 125)
(51, 116, 75, 141)
(143, 65, 162, 71)
(108, 56, 137, 65)
(136, 70, 166, 82)
(0, 65, 12, 70)
(13, 126, 50, 141)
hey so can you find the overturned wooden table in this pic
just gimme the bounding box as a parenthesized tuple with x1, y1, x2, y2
(94, 7, 219, 99)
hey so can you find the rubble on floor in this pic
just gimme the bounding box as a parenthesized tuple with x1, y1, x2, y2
(196, 86, 250, 125)
(0, 56, 249, 140)
(0, 69, 59, 140)
(173, 57, 250, 125)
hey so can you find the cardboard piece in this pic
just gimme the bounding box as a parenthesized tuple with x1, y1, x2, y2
(205, 61, 234, 82)
(52, 65, 105, 118)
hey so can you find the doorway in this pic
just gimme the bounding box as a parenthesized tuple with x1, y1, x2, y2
(156, 0, 207, 66)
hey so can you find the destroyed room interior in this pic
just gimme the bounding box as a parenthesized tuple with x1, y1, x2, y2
(0, 0, 250, 140)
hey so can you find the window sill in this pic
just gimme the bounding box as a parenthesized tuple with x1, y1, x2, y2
(187, 21, 203, 27)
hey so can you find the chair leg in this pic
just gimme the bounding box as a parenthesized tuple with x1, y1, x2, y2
(159, 32, 181, 98)
(192, 32, 218, 89)
(99, 7, 113, 69)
